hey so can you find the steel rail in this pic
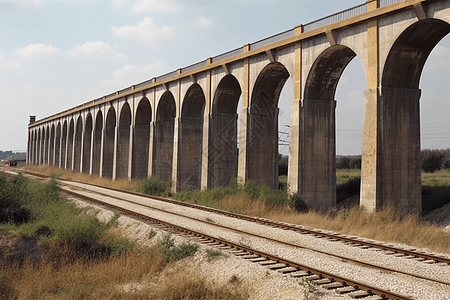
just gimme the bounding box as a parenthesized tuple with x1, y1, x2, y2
(59, 183, 450, 287)
(60, 186, 414, 300)
(4, 167, 450, 266)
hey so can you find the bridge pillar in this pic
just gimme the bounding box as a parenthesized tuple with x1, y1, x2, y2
(171, 117, 181, 192)
(207, 112, 238, 189)
(113, 127, 119, 180)
(237, 107, 249, 185)
(361, 87, 421, 215)
(147, 121, 155, 178)
(301, 99, 336, 210)
(175, 116, 204, 191)
(287, 99, 302, 194)
(98, 128, 105, 178)
(127, 124, 133, 180)
(247, 104, 279, 190)
(89, 130, 94, 175)
(201, 115, 210, 190)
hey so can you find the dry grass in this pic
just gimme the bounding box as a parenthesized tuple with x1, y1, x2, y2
(20, 165, 450, 254)
(212, 195, 450, 253)
(23, 165, 138, 191)
(0, 240, 247, 300)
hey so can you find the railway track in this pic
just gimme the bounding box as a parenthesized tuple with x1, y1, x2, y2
(2, 167, 450, 299)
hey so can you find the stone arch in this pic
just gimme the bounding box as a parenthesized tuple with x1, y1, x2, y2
(74, 116, 83, 172)
(103, 107, 116, 179)
(117, 103, 131, 179)
(382, 19, 450, 89)
(55, 122, 61, 167)
(50, 124, 55, 165)
(62, 120, 68, 168)
(304, 45, 357, 100)
(82, 113, 93, 174)
(375, 19, 450, 215)
(248, 62, 290, 189)
(153, 91, 176, 181)
(67, 118, 74, 170)
(300, 44, 361, 209)
(209, 74, 242, 188)
(178, 84, 206, 190)
(92, 110, 103, 176)
(132, 98, 152, 179)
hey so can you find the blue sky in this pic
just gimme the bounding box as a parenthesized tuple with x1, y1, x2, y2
(1, 0, 449, 155)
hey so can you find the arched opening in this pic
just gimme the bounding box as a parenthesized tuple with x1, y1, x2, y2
(154, 92, 176, 181)
(117, 103, 131, 179)
(92, 111, 103, 176)
(103, 107, 116, 179)
(50, 124, 55, 165)
(178, 84, 206, 190)
(248, 62, 290, 189)
(55, 122, 61, 167)
(67, 119, 74, 170)
(378, 19, 450, 215)
(61, 121, 67, 168)
(74, 116, 83, 172)
(302, 45, 358, 209)
(83, 114, 93, 174)
(210, 74, 242, 188)
(132, 99, 151, 179)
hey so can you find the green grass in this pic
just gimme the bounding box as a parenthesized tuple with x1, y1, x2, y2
(0, 173, 119, 246)
(422, 169, 450, 186)
(336, 169, 361, 185)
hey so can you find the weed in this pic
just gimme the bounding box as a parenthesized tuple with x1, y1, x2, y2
(206, 217, 215, 223)
(299, 279, 317, 300)
(0, 272, 7, 283)
(205, 249, 226, 260)
(160, 233, 199, 261)
(148, 229, 157, 240)
(340, 209, 350, 220)
(229, 275, 240, 284)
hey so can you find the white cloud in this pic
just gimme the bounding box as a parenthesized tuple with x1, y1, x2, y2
(0, 0, 42, 9)
(198, 17, 211, 28)
(102, 61, 169, 89)
(15, 43, 58, 58)
(112, 0, 181, 13)
(69, 41, 126, 59)
(0, 55, 21, 70)
(112, 17, 173, 42)
(424, 45, 450, 73)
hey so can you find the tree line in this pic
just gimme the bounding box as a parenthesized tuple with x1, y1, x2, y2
(280, 149, 450, 174)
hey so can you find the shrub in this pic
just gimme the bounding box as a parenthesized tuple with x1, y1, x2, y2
(160, 233, 198, 261)
(0, 197, 31, 225)
(106, 238, 134, 256)
(138, 177, 172, 197)
(291, 193, 308, 212)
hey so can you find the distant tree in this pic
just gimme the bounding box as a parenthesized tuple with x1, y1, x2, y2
(336, 156, 351, 169)
(422, 149, 446, 173)
(349, 157, 362, 169)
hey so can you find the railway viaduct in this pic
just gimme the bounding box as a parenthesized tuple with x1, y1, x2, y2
(27, 0, 450, 215)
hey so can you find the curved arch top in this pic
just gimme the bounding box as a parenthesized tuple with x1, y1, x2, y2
(304, 45, 357, 100)
(382, 18, 450, 89)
